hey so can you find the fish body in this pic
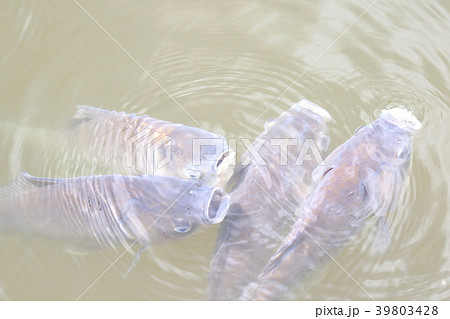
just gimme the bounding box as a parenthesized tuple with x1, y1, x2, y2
(65, 106, 235, 187)
(240, 107, 422, 300)
(207, 100, 331, 300)
(0, 172, 230, 252)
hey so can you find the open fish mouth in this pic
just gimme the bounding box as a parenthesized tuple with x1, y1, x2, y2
(293, 99, 332, 122)
(215, 149, 235, 175)
(204, 187, 230, 224)
(381, 107, 422, 132)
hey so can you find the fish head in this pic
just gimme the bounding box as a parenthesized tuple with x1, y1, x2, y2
(288, 99, 332, 150)
(129, 177, 231, 240)
(380, 106, 422, 134)
(376, 106, 422, 166)
(344, 107, 421, 221)
(166, 127, 235, 187)
(163, 182, 231, 239)
(311, 107, 422, 223)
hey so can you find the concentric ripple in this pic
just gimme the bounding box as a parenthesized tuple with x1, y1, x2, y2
(0, 0, 449, 300)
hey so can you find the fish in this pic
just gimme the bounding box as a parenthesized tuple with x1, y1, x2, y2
(207, 100, 331, 300)
(64, 106, 235, 188)
(240, 107, 422, 300)
(0, 172, 230, 268)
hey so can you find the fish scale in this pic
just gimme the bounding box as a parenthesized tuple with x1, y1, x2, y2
(240, 107, 422, 300)
(208, 100, 331, 300)
(0, 172, 230, 271)
(66, 105, 234, 188)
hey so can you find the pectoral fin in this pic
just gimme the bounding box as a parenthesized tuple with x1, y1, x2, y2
(63, 243, 101, 255)
(122, 244, 149, 278)
(371, 216, 391, 253)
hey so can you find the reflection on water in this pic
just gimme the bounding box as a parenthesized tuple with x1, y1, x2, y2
(0, 0, 449, 300)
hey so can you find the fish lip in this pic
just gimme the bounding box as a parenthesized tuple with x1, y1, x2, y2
(381, 107, 422, 132)
(203, 187, 230, 224)
(211, 149, 236, 188)
(293, 99, 332, 122)
(214, 149, 235, 175)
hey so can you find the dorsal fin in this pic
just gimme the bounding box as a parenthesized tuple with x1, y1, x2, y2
(74, 105, 107, 120)
(0, 171, 59, 202)
(17, 171, 60, 187)
(66, 105, 108, 129)
(14, 171, 59, 190)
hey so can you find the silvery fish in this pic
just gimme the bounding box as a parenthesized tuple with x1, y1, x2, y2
(0, 172, 230, 268)
(240, 107, 422, 300)
(65, 106, 235, 187)
(207, 100, 331, 300)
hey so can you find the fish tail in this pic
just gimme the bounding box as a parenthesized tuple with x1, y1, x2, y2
(0, 179, 17, 230)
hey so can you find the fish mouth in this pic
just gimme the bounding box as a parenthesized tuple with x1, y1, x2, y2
(204, 187, 230, 224)
(381, 107, 422, 132)
(212, 149, 235, 188)
(293, 99, 332, 122)
(214, 149, 235, 175)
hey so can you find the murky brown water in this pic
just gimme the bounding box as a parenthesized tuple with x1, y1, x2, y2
(0, 0, 449, 300)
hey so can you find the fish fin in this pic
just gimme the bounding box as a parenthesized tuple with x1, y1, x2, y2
(240, 233, 303, 300)
(0, 171, 59, 201)
(17, 171, 60, 187)
(371, 216, 391, 253)
(63, 244, 100, 255)
(122, 244, 149, 278)
(240, 282, 259, 301)
(66, 105, 107, 129)
(359, 182, 369, 201)
(74, 105, 106, 120)
(260, 227, 306, 276)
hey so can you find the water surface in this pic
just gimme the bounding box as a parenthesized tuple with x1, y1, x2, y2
(0, 0, 449, 300)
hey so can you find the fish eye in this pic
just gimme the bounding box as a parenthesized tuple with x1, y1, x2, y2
(183, 167, 202, 179)
(174, 225, 192, 233)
